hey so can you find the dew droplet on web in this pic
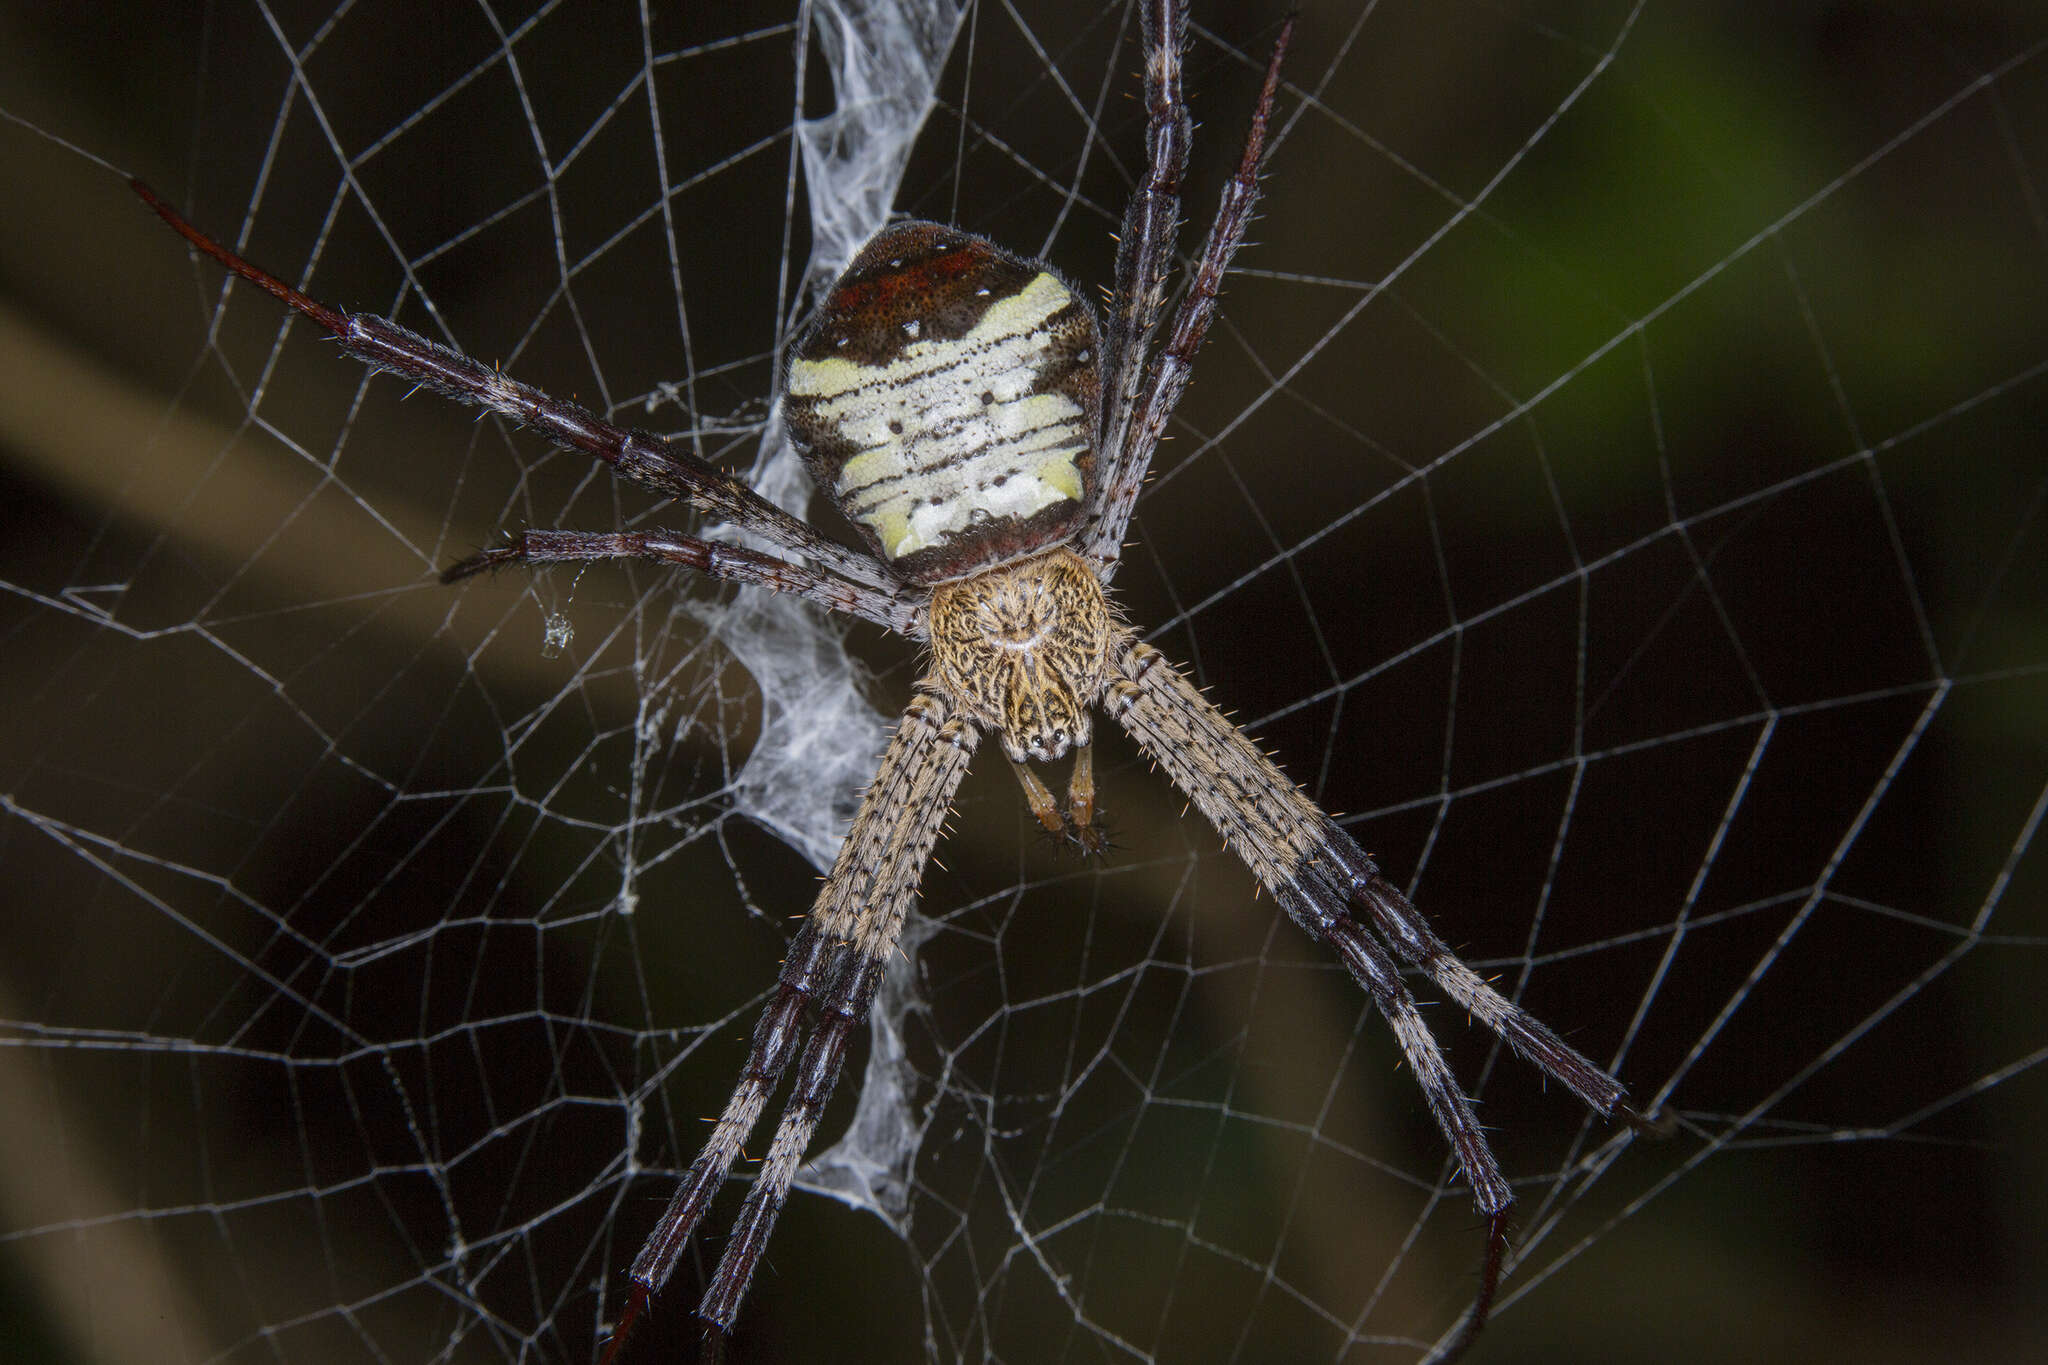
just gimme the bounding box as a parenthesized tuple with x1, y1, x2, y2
(541, 612, 573, 658)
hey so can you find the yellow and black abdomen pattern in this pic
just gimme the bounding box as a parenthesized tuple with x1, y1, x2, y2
(785, 222, 1102, 585)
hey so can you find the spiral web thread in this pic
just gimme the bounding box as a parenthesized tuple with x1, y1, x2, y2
(1, 3, 2043, 1362)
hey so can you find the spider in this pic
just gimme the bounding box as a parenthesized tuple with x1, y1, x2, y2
(133, 2, 1665, 1360)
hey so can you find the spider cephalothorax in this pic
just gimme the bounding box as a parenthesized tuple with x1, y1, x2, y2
(134, 4, 1665, 1363)
(928, 548, 1114, 763)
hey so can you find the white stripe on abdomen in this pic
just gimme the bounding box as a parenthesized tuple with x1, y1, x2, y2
(789, 273, 1089, 560)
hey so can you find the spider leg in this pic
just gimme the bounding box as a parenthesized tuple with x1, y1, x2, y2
(1282, 884, 1511, 1365)
(700, 698, 974, 1332)
(1101, 634, 1646, 1360)
(1091, 0, 1195, 508)
(131, 180, 892, 591)
(602, 692, 976, 1363)
(1079, 8, 1294, 575)
(1329, 847, 1669, 1133)
(445, 528, 920, 635)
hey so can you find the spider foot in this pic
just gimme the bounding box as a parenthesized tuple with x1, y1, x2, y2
(1616, 1099, 1679, 1139)
(694, 1319, 733, 1365)
(1423, 1207, 1512, 1365)
(440, 541, 521, 584)
(1062, 811, 1114, 859)
(605, 1301, 731, 1365)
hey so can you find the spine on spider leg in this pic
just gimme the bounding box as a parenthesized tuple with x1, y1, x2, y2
(341, 315, 893, 588)
(1304, 831, 1640, 1120)
(602, 924, 851, 1364)
(1079, 14, 1295, 573)
(130, 180, 896, 590)
(1271, 879, 1516, 1218)
(696, 704, 978, 1329)
(696, 950, 890, 1327)
(621, 925, 837, 1295)
(1100, 636, 1330, 893)
(606, 746, 930, 1365)
(1098, 0, 1194, 446)
(347, 317, 696, 503)
(1101, 637, 1522, 1225)
(341, 316, 639, 469)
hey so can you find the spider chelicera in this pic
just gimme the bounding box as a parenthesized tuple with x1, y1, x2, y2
(134, 2, 1667, 1360)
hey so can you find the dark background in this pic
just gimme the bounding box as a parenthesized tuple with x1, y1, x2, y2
(2, 2, 2043, 1362)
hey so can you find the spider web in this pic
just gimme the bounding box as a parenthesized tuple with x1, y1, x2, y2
(3, 2, 2046, 1362)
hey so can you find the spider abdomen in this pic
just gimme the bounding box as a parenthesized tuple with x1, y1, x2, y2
(786, 222, 1102, 585)
(928, 548, 1114, 763)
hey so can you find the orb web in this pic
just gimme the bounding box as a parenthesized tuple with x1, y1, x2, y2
(2, 3, 2044, 1363)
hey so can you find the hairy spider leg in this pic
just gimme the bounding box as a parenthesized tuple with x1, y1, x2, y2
(129, 179, 901, 600)
(444, 528, 918, 633)
(130, 4, 1668, 1359)
(602, 693, 976, 1364)
(1102, 636, 1662, 1365)
(1091, 0, 1195, 526)
(1079, 5, 1295, 574)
